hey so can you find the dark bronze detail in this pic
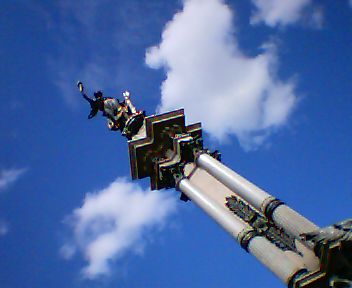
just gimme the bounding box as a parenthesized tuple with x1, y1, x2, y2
(209, 150, 221, 162)
(300, 219, 352, 258)
(238, 229, 259, 252)
(179, 192, 190, 202)
(128, 109, 203, 190)
(290, 242, 352, 287)
(122, 112, 146, 140)
(263, 198, 285, 221)
(195, 149, 221, 163)
(174, 175, 191, 202)
(293, 219, 352, 287)
(288, 269, 309, 288)
(226, 195, 299, 254)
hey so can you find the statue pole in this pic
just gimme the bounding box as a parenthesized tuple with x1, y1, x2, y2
(126, 108, 351, 287)
(80, 86, 352, 288)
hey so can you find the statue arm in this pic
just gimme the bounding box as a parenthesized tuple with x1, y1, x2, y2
(83, 93, 94, 105)
(77, 81, 95, 105)
(123, 91, 137, 114)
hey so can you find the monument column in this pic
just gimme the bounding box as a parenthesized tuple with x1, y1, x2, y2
(78, 83, 352, 287)
(126, 108, 352, 288)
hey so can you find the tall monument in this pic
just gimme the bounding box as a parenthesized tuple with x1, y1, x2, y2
(79, 86, 352, 287)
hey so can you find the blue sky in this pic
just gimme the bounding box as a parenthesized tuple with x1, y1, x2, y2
(0, 0, 351, 287)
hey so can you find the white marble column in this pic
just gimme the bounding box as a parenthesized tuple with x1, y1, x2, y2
(177, 169, 308, 284)
(196, 153, 318, 239)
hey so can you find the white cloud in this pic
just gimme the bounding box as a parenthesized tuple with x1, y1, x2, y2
(62, 177, 177, 279)
(250, 0, 322, 28)
(145, 0, 297, 149)
(0, 168, 26, 191)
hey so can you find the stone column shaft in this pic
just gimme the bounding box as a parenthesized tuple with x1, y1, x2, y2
(196, 153, 318, 239)
(177, 178, 306, 284)
(178, 178, 247, 238)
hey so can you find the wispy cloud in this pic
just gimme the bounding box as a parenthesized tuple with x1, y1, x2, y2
(250, 0, 323, 28)
(61, 177, 177, 279)
(0, 221, 8, 237)
(47, 1, 120, 108)
(0, 168, 25, 237)
(145, 0, 297, 149)
(48, 1, 169, 108)
(0, 168, 27, 191)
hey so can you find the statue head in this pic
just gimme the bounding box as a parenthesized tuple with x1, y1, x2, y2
(94, 91, 103, 99)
